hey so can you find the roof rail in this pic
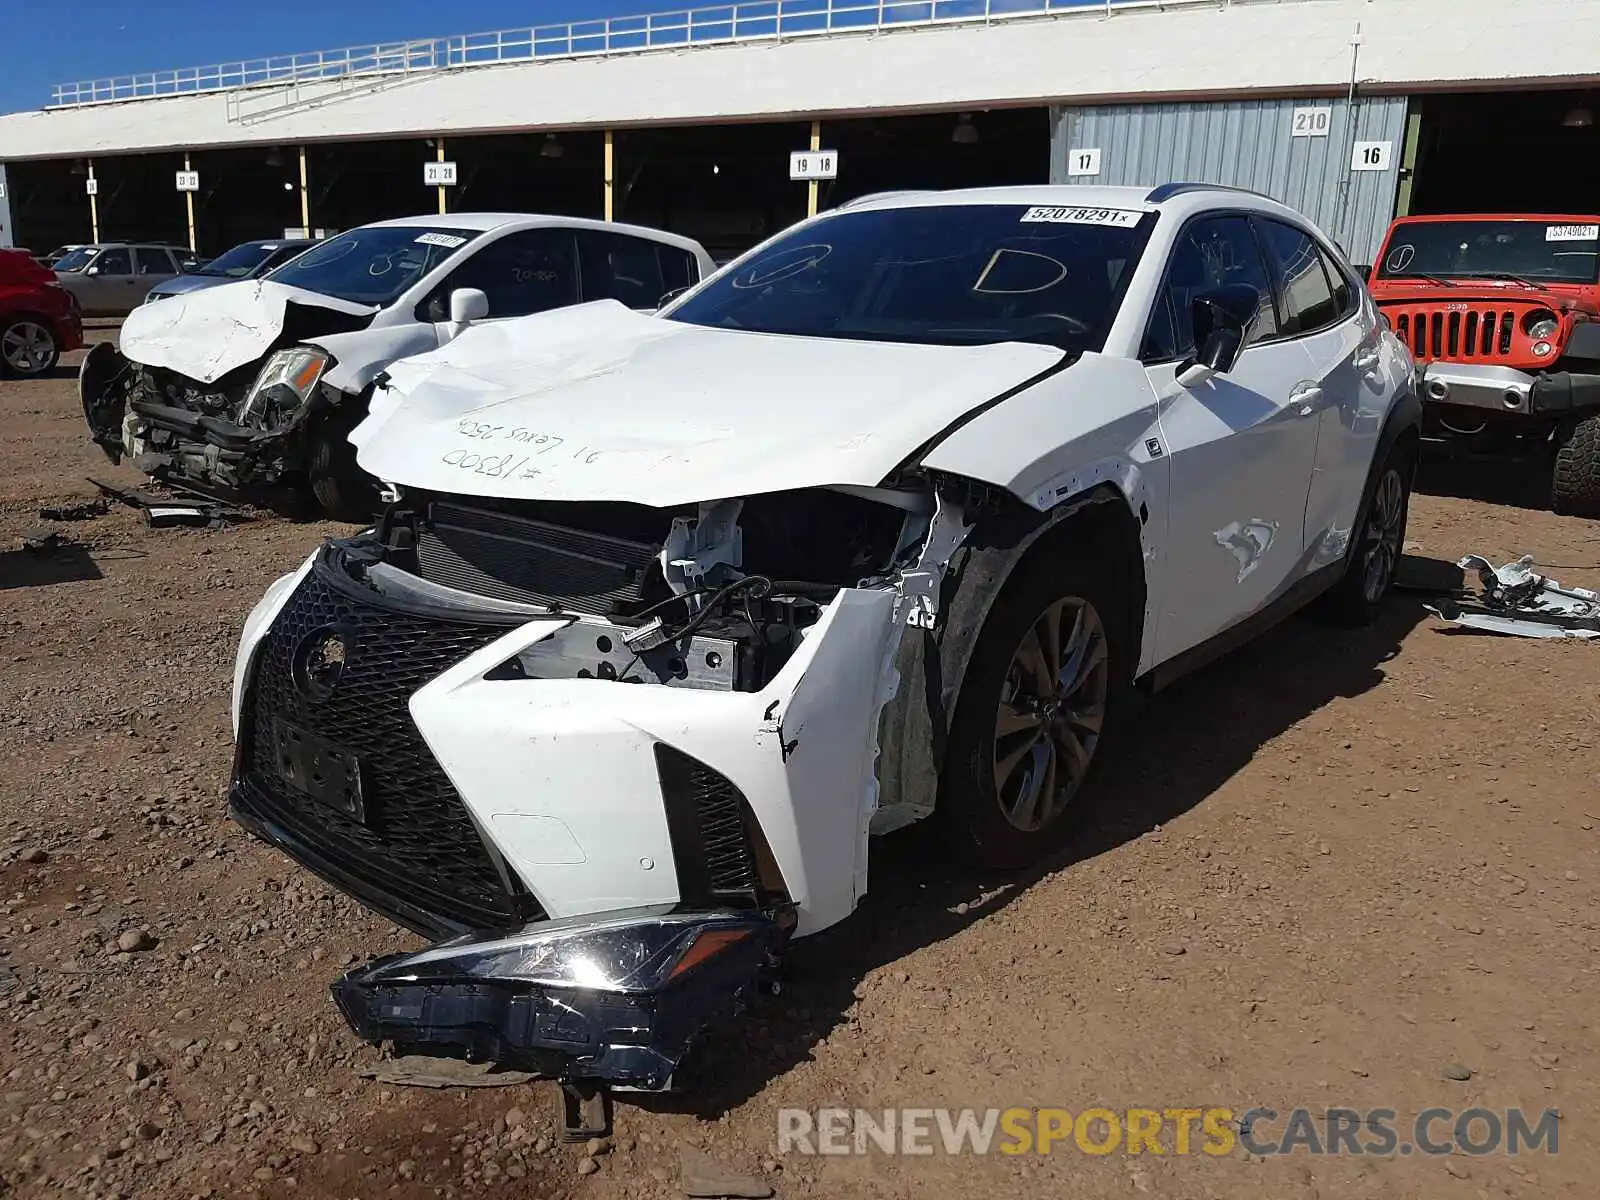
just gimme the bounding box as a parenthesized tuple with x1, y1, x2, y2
(1144, 181, 1272, 204)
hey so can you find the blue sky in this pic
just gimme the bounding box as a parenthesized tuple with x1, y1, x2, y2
(0, 0, 663, 113)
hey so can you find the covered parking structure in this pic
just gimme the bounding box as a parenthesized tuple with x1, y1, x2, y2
(0, 0, 1596, 266)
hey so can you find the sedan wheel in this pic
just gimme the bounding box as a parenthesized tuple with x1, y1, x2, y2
(993, 597, 1110, 832)
(1, 319, 58, 378)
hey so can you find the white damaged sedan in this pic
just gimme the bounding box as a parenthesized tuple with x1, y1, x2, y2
(229, 185, 1419, 1091)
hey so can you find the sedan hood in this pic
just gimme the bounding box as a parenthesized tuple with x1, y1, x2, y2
(119, 279, 378, 384)
(353, 301, 1065, 507)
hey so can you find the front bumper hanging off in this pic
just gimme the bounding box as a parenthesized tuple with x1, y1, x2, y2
(331, 906, 792, 1090)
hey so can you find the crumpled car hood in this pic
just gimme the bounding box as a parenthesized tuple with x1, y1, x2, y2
(118, 279, 378, 384)
(352, 301, 1065, 507)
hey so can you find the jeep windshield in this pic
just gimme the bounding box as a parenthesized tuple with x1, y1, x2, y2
(263, 226, 482, 306)
(1378, 220, 1600, 285)
(665, 203, 1151, 350)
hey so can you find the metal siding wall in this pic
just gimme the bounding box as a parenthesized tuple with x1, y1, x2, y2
(0, 165, 13, 248)
(1051, 95, 1410, 265)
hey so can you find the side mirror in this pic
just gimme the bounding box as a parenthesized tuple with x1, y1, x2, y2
(1354, 263, 1372, 283)
(85, 265, 100, 276)
(449, 287, 489, 326)
(656, 285, 691, 308)
(1177, 283, 1261, 387)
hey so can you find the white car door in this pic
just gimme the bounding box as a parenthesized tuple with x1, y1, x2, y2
(1255, 218, 1385, 568)
(1144, 213, 1323, 664)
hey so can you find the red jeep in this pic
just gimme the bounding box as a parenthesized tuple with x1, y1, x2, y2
(1368, 214, 1600, 514)
(0, 247, 84, 379)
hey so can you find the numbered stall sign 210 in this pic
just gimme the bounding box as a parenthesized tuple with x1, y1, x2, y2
(1291, 107, 1333, 137)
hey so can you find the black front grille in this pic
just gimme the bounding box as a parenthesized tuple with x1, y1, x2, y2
(654, 744, 760, 906)
(241, 558, 540, 933)
(1392, 308, 1516, 361)
(417, 501, 657, 614)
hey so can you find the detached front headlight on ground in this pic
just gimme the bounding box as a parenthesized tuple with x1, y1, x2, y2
(237, 346, 329, 426)
(331, 906, 788, 1089)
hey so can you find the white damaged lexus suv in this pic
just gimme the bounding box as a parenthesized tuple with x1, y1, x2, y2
(229, 185, 1419, 1092)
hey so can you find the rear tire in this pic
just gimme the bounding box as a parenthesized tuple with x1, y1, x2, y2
(935, 548, 1133, 870)
(1552, 414, 1600, 517)
(1321, 439, 1413, 627)
(308, 403, 380, 523)
(0, 317, 59, 379)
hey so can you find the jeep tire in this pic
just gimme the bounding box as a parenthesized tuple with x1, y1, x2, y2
(1552, 413, 1600, 517)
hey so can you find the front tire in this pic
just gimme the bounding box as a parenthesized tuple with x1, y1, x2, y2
(936, 553, 1132, 869)
(308, 403, 380, 523)
(1322, 440, 1412, 626)
(1552, 414, 1600, 517)
(1, 317, 59, 379)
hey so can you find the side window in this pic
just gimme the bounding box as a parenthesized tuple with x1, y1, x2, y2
(422, 230, 578, 321)
(1319, 245, 1355, 317)
(1142, 215, 1279, 362)
(577, 231, 675, 309)
(659, 246, 700, 295)
(133, 248, 171, 276)
(1258, 219, 1338, 336)
(96, 248, 132, 276)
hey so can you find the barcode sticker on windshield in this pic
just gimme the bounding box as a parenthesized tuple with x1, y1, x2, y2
(1020, 206, 1142, 228)
(415, 232, 468, 249)
(1546, 224, 1599, 242)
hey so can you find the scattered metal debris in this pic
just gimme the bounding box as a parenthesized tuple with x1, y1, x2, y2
(1426, 555, 1600, 639)
(20, 527, 62, 555)
(38, 498, 109, 522)
(87, 476, 245, 529)
(355, 1055, 541, 1089)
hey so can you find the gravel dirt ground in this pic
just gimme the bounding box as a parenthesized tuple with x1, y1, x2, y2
(2, 333, 1596, 1200)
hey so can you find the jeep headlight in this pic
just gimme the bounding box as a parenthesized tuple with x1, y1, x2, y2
(1523, 310, 1560, 341)
(237, 347, 330, 428)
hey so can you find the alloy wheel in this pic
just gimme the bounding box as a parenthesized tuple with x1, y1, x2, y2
(1, 321, 55, 374)
(1361, 467, 1405, 603)
(993, 596, 1110, 833)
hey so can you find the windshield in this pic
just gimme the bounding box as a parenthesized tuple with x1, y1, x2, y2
(1378, 220, 1600, 285)
(666, 203, 1151, 350)
(53, 247, 97, 272)
(264, 226, 482, 305)
(197, 242, 281, 278)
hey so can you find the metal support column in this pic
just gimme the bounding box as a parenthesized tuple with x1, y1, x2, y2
(298, 146, 310, 232)
(184, 153, 197, 253)
(807, 121, 821, 217)
(436, 139, 448, 215)
(604, 130, 615, 222)
(1394, 108, 1423, 217)
(88, 159, 99, 243)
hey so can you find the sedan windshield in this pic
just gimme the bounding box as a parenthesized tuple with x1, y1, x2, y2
(52, 247, 97, 273)
(666, 204, 1151, 350)
(196, 242, 281, 278)
(1378, 220, 1600, 284)
(264, 226, 482, 305)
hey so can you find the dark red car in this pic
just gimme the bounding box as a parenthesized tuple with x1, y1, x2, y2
(1368, 213, 1600, 513)
(0, 247, 84, 379)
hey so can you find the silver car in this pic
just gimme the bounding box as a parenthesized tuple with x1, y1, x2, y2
(143, 238, 316, 305)
(53, 243, 202, 317)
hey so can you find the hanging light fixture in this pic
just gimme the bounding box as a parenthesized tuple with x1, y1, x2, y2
(69, 159, 87, 176)
(1561, 104, 1594, 128)
(952, 113, 979, 145)
(265, 146, 285, 168)
(540, 133, 565, 159)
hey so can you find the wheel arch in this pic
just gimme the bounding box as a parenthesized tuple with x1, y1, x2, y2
(875, 475, 1149, 825)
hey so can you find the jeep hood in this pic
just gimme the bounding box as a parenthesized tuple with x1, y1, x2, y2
(352, 301, 1065, 508)
(118, 279, 378, 384)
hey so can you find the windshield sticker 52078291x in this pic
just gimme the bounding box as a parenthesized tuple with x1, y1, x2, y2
(1020, 207, 1143, 228)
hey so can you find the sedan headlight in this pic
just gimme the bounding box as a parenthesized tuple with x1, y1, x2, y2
(1523, 310, 1560, 341)
(236, 346, 330, 428)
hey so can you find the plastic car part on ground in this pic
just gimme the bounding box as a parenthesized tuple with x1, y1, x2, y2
(1425, 554, 1600, 639)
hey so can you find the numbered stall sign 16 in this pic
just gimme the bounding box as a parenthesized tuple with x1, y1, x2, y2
(789, 150, 839, 180)
(1350, 140, 1393, 172)
(1066, 147, 1102, 177)
(1291, 107, 1332, 137)
(424, 161, 459, 187)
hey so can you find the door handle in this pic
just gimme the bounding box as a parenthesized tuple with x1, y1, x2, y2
(1353, 349, 1380, 371)
(1289, 383, 1324, 417)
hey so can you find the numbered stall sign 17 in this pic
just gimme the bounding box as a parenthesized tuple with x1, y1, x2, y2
(424, 161, 459, 187)
(789, 150, 839, 180)
(1066, 147, 1102, 178)
(1291, 107, 1332, 137)
(1350, 140, 1393, 172)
